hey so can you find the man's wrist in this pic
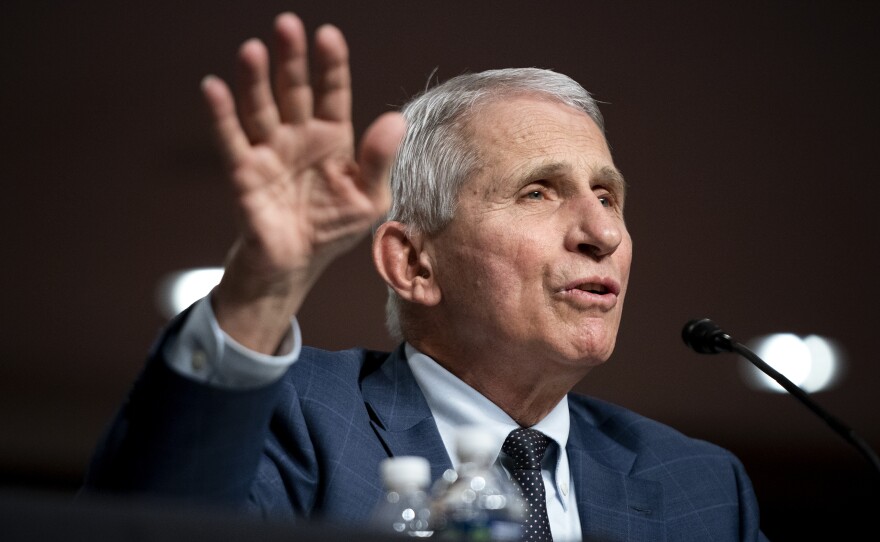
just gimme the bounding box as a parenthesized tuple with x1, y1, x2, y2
(164, 294, 301, 389)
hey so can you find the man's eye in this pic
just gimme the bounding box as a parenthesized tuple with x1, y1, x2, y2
(525, 190, 544, 200)
(598, 195, 614, 208)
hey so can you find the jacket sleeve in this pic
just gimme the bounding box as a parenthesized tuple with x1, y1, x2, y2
(80, 308, 287, 507)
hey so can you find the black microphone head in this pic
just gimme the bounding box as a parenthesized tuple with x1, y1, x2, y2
(682, 318, 732, 354)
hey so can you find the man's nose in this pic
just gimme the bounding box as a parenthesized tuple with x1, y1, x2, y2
(563, 196, 625, 258)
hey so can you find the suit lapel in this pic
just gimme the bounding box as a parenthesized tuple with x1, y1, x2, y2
(567, 404, 664, 541)
(361, 352, 666, 538)
(361, 345, 453, 483)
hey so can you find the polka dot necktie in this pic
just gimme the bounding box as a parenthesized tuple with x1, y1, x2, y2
(502, 427, 553, 541)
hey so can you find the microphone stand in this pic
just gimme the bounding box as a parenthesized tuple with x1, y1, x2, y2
(683, 318, 880, 477)
(729, 340, 880, 477)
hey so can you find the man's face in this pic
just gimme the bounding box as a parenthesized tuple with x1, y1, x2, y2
(427, 96, 632, 371)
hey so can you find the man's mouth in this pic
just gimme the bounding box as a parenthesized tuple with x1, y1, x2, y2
(575, 282, 609, 295)
(562, 278, 620, 296)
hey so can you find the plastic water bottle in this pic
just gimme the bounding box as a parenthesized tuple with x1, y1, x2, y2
(430, 426, 524, 541)
(371, 455, 435, 537)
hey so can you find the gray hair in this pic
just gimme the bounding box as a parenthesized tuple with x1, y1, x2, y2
(383, 67, 606, 341)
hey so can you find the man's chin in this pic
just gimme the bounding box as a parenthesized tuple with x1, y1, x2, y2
(564, 323, 617, 363)
(550, 340, 615, 371)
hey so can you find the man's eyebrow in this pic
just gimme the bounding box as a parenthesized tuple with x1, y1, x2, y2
(513, 162, 627, 200)
(596, 165, 627, 196)
(518, 162, 569, 181)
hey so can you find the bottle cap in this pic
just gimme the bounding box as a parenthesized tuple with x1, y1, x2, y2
(455, 425, 495, 464)
(380, 456, 431, 490)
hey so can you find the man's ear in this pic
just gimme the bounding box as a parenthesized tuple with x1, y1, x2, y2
(372, 221, 441, 307)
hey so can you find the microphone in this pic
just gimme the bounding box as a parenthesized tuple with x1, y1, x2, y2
(681, 318, 733, 354)
(682, 318, 880, 476)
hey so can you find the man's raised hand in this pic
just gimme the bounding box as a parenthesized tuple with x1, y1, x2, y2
(200, 12, 405, 353)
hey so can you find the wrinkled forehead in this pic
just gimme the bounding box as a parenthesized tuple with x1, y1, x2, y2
(462, 95, 613, 174)
(470, 91, 604, 138)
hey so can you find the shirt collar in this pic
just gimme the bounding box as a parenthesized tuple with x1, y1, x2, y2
(404, 343, 570, 468)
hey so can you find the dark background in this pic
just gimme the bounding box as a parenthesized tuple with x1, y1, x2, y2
(2, 1, 878, 539)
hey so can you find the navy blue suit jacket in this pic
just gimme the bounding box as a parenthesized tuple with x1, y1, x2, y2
(84, 313, 768, 541)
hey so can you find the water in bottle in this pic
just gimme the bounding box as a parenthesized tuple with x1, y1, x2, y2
(430, 426, 524, 541)
(371, 455, 435, 537)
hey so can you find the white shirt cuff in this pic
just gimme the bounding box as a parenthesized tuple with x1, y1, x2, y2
(164, 295, 301, 389)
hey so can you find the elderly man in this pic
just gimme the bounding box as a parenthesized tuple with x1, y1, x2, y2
(84, 12, 768, 542)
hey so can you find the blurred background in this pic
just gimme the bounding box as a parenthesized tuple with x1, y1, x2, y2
(2, 1, 878, 539)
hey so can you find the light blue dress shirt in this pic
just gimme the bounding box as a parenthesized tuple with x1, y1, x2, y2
(407, 344, 582, 541)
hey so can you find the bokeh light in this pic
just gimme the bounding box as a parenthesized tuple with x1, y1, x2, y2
(739, 333, 845, 393)
(156, 267, 224, 319)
